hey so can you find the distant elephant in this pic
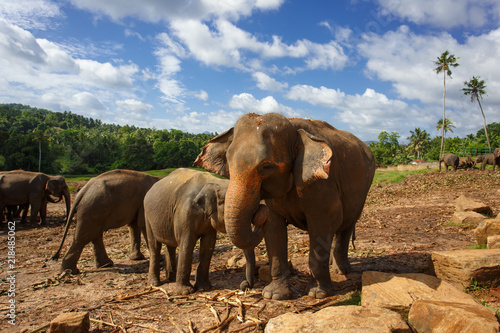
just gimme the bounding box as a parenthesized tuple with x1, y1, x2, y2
(0, 170, 70, 224)
(478, 153, 500, 171)
(144, 168, 257, 295)
(439, 153, 459, 171)
(475, 155, 485, 166)
(51, 169, 161, 274)
(194, 113, 375, 299)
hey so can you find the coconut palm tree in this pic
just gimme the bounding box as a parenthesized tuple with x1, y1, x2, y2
(436, 117, 455, 136)
(434, 50, 459, 156)
(407, 128, 430, 159)
(462, 76, 490, 150)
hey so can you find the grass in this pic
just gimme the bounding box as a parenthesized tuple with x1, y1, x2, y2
(64, 167, 210, 182)
(372, 168, 434, 186)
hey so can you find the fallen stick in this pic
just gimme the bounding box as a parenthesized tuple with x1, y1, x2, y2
(199, 314, 236, 333)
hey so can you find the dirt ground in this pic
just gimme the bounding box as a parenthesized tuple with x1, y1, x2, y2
(1, 169, 500, 332)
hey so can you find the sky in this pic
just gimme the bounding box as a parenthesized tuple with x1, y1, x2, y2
(1, 0, 500, 142)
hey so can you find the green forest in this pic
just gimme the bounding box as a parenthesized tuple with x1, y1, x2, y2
(0, 104, 498, 174)
(0, 104, 215, 174)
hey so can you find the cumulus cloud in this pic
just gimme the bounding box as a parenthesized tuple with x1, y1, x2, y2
(252, 72, 288, 92)
(376, 0, 500, 28)
(229, 93, 300, 117)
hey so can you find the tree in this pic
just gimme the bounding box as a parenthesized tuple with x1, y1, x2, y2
(434, 50, 459, 156)
(462, 76, 490, 150)
(436, 118, 456, 151)
(407, 128, 430, 159)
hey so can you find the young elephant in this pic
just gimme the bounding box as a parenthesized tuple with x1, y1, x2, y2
(439, 153, 459, 171)
(144, 168, 259, 295)
(51, 169, 161, 274)
(478, 153, 500, 171)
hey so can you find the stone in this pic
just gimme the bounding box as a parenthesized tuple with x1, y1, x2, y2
(475, 219, 500, 245)
(431, 249, 500, 288)
(227, 254, 245, 268)
(455, 195, 492, 216)
(258, 264, 271, 283)
(488, 235, 500, 249)
(361, 271, 478, 316)
(49, 312, 90, 333)
(452, 211, 485, 227)
(408, 300, 499, 333)
(264, 305, 410, 333)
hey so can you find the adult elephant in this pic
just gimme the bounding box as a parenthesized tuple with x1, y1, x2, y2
(478, 153, 500, 171)
(0, 170, 70, 224)
(438, 153, 459, 171)
(194, 113, 375, 299)
(51, 169, 161, 274)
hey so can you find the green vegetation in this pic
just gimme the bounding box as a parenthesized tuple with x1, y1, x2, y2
(372, 169, 432, 186)
(0, 104, 215, 174)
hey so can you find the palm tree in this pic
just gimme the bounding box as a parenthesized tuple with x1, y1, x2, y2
(434, 50, 459, 156)
(407, 128, 430, 159)
(462, 76, 490, 150)
(436, 117, 455, 135)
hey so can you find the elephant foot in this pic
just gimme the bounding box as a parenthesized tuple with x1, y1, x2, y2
(307, 279, 334, 299)
(129, 252, 145, 261)
(194, 280, 212, 292)
(240, 279, 254, 291)
(96, 259, 114, 269)
(174, 282, 195, 296)
(262, 278, 292, 300)
(62, 267, 80, 275)
(149, 276, 161, 287)
(331, 260, 351, 275)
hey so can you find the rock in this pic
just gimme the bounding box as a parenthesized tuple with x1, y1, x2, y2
(49, 312, 90, 333)
(455, 195, 492, 216)
(431, 249, 500, 288)
(452, 211, 485, 227)
(475, 219, 500, 245)
(488, 235, 500, 249)
(265, 305, 410, 333)
(227, 254, 245, 268)
(361, 271, 478, 316)
(408, 300, 500, 333)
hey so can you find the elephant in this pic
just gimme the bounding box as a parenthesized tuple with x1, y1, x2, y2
(478, 153, 500, 171)
(144, 168, 257, 295)
(0, 170, 70, 225)
(438, 153, 459, 171)
(51, 169, 161, 274)
(475, 155, 485, 166)
(194, 113, 375, 299)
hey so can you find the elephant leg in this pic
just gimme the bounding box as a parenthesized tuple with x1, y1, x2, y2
(29, 199, 41, 224)
(240, 249, 256, 290)
(128, 220, 145, 260)
(307, 219, 336, 299)
(262, 212, 292, 300)
(61, 240, 88, 274)
(194, 229, 216, 292)
(39, 199, 47, 225)
(20, 205, 28, 223)
(175, 236, 196, 295)
(92, 234, 113, 268)
(148, 239, 163, 287)
(330, 225, 354, 275)
(165, 245, 177, 282)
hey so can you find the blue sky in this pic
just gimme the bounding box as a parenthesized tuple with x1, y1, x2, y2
(1, 0, 500, 142)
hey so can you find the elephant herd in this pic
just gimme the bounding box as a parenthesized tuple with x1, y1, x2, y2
(439, 149, 500, 172)
(2, 113, 378, 300)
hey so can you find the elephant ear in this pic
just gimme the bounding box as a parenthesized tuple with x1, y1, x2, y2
(194, 184, 217, 218)
(293, 129, 332, 196)
(193, 128, 233, 178)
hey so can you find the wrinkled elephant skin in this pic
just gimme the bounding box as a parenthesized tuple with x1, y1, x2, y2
(0, 170, 70, 224)
(144, 168, 257, 295)
(52, 169, 160, 274)
(194, 113, 375, 299)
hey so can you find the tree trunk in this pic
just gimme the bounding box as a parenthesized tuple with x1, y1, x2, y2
(440, 72, 446, 155)
(38, 140, 42, 172)
(477, 99, 491, 151)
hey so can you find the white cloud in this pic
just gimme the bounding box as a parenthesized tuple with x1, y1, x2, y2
(287, 85, 346, 109)
(229, 93, 300, 117)
(377, 0, 500, 28)
(0, 0, 63, 30)
(252, 72, 288, 92)
(195, 90, 209, 101)
(116, 99, 152, 114)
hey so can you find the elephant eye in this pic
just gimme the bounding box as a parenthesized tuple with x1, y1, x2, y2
(259, 162, 278, 175)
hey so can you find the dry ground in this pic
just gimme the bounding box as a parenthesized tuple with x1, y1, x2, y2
(1, 169, 500, 332)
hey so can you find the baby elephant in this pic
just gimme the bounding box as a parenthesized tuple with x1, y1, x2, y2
(439, 153, 459, 171)
(52, 169, 161, 274)
(144, 168, 259, 295)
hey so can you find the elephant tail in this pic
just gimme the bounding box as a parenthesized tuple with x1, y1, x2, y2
(51, 185, 86, 261)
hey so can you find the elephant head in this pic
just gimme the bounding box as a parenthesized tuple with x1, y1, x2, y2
(194, 113, 332, 250)
(45, 176, 71, 219)
(194, 182, 228, 234)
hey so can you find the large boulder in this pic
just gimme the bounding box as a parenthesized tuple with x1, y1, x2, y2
(431, 249, 500, 288)
(455, 195, 493, 216)
(409, 300, 499, 333)
(452, 211, 485, 227)
(49, 312, 89, 333)
(264, 306, 410, 333)
(475, 219, 500, 245)
(361, 271, 478, 316)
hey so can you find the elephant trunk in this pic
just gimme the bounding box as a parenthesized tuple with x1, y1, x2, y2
(63, 187, 71, 220)
(224, 169, 267, 250)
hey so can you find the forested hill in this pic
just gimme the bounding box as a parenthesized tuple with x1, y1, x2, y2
(0, 104, 216, 174)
